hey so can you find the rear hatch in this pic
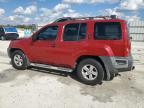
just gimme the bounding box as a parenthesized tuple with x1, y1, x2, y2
(109, 20, 131, 57)
(93, 20, 130, 57)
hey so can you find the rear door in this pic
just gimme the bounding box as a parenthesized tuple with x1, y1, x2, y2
(54, 22, 88, 68)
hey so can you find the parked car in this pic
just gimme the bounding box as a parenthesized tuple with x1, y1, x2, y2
(7, 15, 134, 85)
(0, 27, 19, 40)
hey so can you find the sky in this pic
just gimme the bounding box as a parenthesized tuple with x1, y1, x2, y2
(0, 0, 144, 25)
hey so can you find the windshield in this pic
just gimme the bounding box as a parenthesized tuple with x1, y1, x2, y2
(4, 27, 17, 33)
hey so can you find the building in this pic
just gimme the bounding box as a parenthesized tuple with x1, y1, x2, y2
(129, 21, 144, 41)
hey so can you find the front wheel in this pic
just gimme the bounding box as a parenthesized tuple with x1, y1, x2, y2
(77, 59, 104, 85)
(11, 50, 29, 70)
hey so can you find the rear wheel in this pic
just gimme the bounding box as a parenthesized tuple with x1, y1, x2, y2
(11, 50, 29, 70)
(109, 74, 115, 81)
(77, 59, 104, 85)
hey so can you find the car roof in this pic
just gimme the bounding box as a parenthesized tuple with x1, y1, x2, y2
(49, 15, 126, 26)
(40, 16, 127, 29)
(49, 19, 126, 26)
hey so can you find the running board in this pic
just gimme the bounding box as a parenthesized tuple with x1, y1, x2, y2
(30, 63, 73, 72)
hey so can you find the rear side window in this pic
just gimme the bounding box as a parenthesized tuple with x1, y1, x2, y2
(94, 22, 122, 40)
(63, 23, 87, 41)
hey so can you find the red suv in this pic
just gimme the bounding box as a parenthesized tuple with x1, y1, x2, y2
(8, 15, 134, 85)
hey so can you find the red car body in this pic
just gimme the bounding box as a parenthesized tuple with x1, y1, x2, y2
(8, 16, 134, 81)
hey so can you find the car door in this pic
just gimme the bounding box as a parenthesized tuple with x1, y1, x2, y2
(30, 25, 59, 65)
(53, 23, 88, 68)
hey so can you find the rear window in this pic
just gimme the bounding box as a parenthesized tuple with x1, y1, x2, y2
(94, 22, 122, 40)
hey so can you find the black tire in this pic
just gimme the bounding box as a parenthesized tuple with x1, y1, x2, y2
(77, 59, 104, 85)
(11, 50, 29, 70)
(109, 74, 115, 80)
(103, 73, 115, 81)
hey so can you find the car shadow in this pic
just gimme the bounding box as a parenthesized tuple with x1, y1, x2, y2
(28, 67, 119, 102)
(29, 66, 69, 77)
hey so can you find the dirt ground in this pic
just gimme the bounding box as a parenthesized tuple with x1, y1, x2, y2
(0, 41, 144, 108)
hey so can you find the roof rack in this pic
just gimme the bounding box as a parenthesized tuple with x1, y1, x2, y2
(54, 15, 117, 23)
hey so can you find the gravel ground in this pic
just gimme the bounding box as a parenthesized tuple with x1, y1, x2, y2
(0, 41, 144, 108)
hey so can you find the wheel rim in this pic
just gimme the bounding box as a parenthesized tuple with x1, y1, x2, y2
(81, 64, 98, 80)
(13, 54, 23, 66)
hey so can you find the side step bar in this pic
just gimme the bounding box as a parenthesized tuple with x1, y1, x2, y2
(31, 63, 73, 72)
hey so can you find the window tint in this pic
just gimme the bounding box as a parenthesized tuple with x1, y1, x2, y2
(38, 26, 58, 40)
(94, 22, 121, 40)
(63, 24, 79, 41)
(63, 23, 87, 41)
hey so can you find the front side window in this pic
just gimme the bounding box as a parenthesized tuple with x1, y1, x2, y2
(63, 23, 87, 41)
(37, 26, 58, 40)
(94, 22, 121, 40)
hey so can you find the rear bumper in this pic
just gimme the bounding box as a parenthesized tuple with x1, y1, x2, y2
(100, 55, 134, 74)
(112, 55, 134, 72)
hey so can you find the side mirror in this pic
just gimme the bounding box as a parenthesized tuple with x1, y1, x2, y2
(32, 34, 37, 41)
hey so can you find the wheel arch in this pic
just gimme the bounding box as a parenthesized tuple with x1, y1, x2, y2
(9, 48, 25, 58)
(75, 55, 111, 80)
(9, 48, 30, 66)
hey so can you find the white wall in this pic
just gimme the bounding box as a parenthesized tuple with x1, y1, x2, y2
(17, 28, 24, 38)
(17, 28, 32, 38)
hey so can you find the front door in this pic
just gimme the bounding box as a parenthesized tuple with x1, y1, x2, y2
(30, 25, 59, 65)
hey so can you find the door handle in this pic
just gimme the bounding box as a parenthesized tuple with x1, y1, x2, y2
(88, 33, 91, 39)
